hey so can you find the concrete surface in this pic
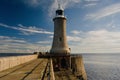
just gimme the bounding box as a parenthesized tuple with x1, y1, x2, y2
(0, 59, 48, 80)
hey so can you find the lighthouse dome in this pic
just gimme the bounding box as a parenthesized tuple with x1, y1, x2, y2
(55, 4, 64, 17)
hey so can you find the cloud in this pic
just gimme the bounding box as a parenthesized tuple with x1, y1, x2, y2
(37, 41, 51, 44)
(67, 36, 82, 42)
(21, 0, 98, 18)
(82, 0, 99, 9)
(1, 29, 120, 53)
(22, 0, 41, 7)
(68, 29, 120, 53)
(71, 30, 82, 35)
(58, 0, 81, 9)
(0, 36, 9, 39)
(0, 36, 26, 43)
(18, 24, 53, 35)
(83, 3, 97, 7)
(49, 35, 53, 39)
(0, 23, 53, 35)
(49, 0, 81, 17)
(85, 3, 120, 20)
(84, 0, 99, 1)
(0, 36, 51, 53)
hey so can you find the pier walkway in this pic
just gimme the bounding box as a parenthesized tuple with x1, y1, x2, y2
(0, 59, 48, 80)
(0, 56, 86, 80)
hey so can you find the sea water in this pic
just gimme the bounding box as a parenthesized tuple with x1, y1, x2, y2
(83, 53, 120, 80)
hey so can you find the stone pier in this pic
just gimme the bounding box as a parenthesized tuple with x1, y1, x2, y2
(0, 54, 87, 80)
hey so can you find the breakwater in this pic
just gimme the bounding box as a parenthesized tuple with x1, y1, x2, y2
(71, 55, 87, 80)
(0, 54, 87, 80)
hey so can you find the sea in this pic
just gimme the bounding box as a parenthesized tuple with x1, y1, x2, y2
(0, 53, 120, 80)
(83, 53, 120, 80)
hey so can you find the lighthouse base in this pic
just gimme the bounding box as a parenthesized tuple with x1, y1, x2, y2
(52, 55, 87, 80)
(50, 48, 70, 54)
(52, 55, 71, 71)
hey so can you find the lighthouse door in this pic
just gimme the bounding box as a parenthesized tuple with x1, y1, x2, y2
(61, 57, 67, 68)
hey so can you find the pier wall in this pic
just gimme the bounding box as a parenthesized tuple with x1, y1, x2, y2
(71, 55, 87, 80)
(0, 55, 38, 72)
(50, 59, 55, 80)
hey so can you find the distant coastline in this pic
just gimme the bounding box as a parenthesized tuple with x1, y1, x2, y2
(0, 53, 120, 57)
(0, 53, 33, 57)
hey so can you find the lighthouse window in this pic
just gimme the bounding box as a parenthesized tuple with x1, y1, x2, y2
(56, 10, 63, 15)
(59, 37, 62, 41)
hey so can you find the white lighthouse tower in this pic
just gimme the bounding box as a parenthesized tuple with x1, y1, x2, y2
(50, 4, 70, 55)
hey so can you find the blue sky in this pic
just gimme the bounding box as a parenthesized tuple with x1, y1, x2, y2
(1, 0, 120, 53)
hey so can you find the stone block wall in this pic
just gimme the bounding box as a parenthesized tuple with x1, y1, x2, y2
(0, 55, 38, 72)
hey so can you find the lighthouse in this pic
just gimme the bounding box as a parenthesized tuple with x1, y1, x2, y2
(48, 5, 87, 80)
(50, 4, 70, 55)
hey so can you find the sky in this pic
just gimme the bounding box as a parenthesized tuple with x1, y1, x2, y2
(0, 0, 120, 53)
